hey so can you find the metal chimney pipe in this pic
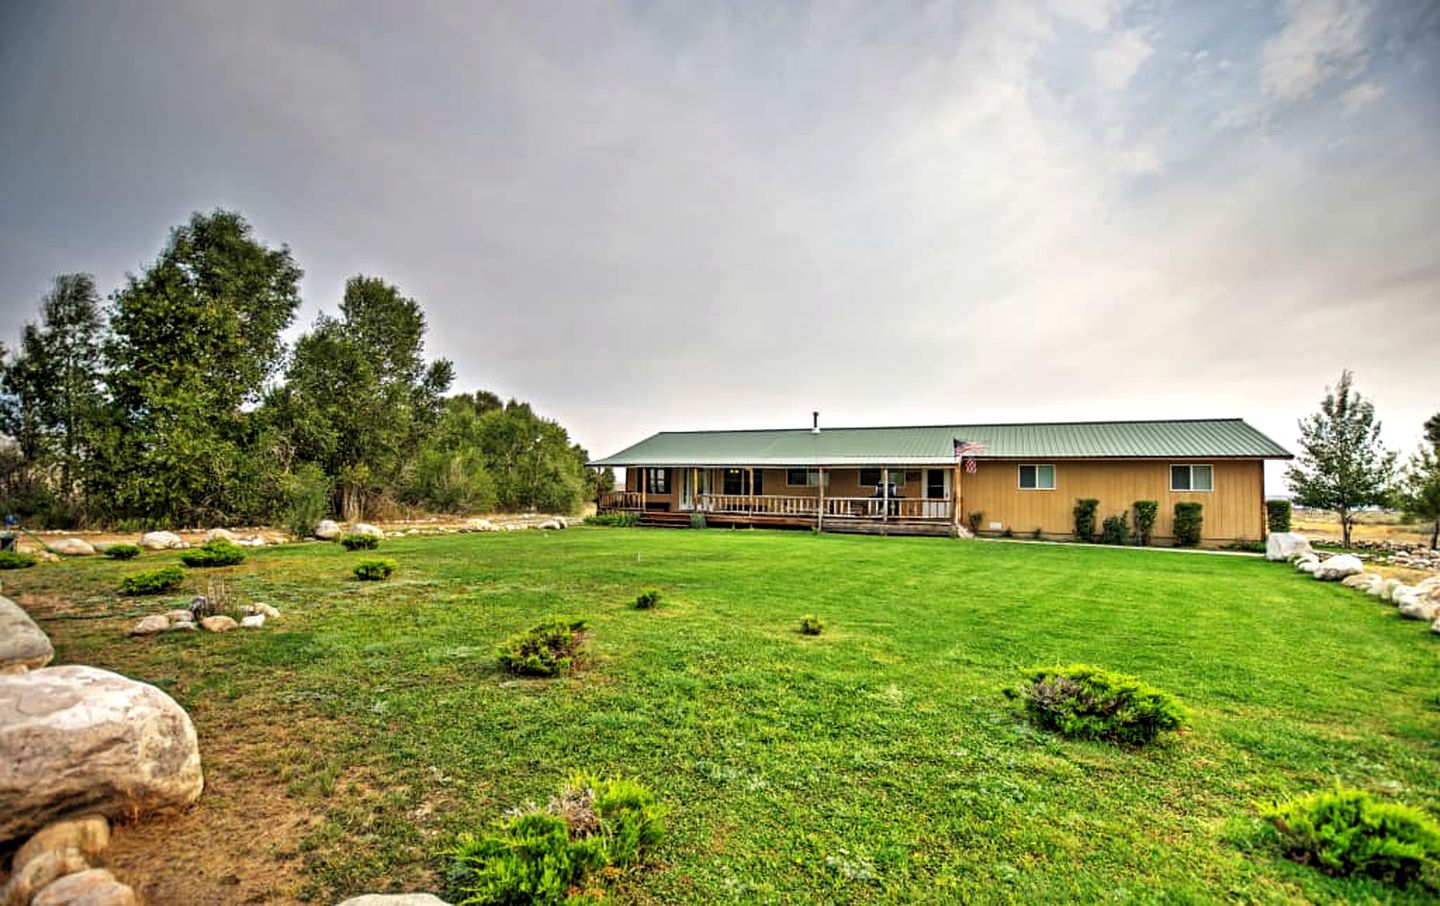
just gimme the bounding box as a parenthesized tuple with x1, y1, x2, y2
(812, 411, 820, 434)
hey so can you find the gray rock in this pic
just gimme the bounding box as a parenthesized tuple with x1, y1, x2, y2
(165, 621, 197, 633)
(334, 895, 451, 906)
(203, 528, 236, 542)
(314, 519, 342, 540)
(1398, 597, 1440, 621)
(49, 538, 96, 557)
(1266, 532, 1312, 562)
(30, 868, 137, 906)
(0, 666, 203, 842)
(163, 610, 194, 623)
(0, 596, 53, 674)
(0, 845, 90, 905)
(239, 614, 265, 629)
(1296, 560, 1320, 574)
(352, 523, 384, 538)
(248, 603, 280, 619)
(128, 615, 170, 636)
(1313, 554, 1364, 581)
(12, 815, 110, 875)
(139, 531, 182, 551)
(199, 615, 237, 633)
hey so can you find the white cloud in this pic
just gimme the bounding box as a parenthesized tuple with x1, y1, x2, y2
(1261, 0, 1372, 101)
(1095, 27, 1155, 91)
(1341, 79, 1384, 113)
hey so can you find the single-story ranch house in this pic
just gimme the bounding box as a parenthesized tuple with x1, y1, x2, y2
(590, 417, 1292, 544)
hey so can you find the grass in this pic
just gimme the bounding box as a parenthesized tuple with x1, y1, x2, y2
(12, 528, 1440, 903)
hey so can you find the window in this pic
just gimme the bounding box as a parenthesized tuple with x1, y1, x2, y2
(859, 468, 881, 486)
(859, 469, 906, 489)
(644, 468, 670, 494)
(722, 469, 762, 495)
(1018, 464, 1056, 490)
(1170, 464, 1213, 492)
(786, 468, 823, 487)
(926, 469, 946, 499)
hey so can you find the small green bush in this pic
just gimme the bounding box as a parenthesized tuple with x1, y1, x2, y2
(1132, 500, 1158, 546)
(967, 511, 984, 533)
(689, 512, 706, 529)
(632, 589, 661, 610)
(448, 773, 665, 905)
(1073, 499, 1099, 541)
(1260, 785, 1440, 884)
(583, 512, 639, 527)
(800, 614, 824, 636)
(1224, 540, 1268, 554)
(0, 550, 38, 569)
(1266, 499, 1293, 534)
(104, 543, 141, 560)
(340, 532, 380, 550)
(1012, 664, 1187, 746)
(1174, 502, 1204, 547)
(496, 617, 589, 677)
(181, 538, 246, 568)
(1099, 512, 1130, 545)
(354, 558, 397, 581)
(119, 565, 186, 596)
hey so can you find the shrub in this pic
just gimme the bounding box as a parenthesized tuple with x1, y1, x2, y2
(354, 558, 397, 581)
(104, 543, 141, 560)
(583, 512, 639, 527)
(0, 550, 37, 569)
(1100, 512, 1130, 545)
(632, 589, 661, 610)
(1012, 664, 1187, 745)
(496, 617, 588, 677)
(800, 614, 824, 635)
(448, 773, 665, 905)
(340, 532, 380, 550)
(1174, 502, 1204, 547)
(1073, 499, 1099, 541)
(119, 565, 186, 596)
(1132, 500, 1158, 546)
(689, 512, 706, 529)
(967, 511, 984, 533)
(1224, 540, 1268, 554)
(181, 538, 246, 568)
(1259, 785, 1440, 883)
(282, 462, 333, 540)
(1266, 499, 1293, 533)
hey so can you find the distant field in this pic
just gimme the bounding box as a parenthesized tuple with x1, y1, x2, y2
(1291, 507, 1434, 545)
(11, 529, 1440, 903)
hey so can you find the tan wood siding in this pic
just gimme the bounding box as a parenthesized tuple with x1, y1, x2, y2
(957, 458, 1264, 542)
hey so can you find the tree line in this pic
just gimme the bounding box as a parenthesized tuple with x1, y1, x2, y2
(0, 210, 607, 531)
(1286, 370, 1440, 548)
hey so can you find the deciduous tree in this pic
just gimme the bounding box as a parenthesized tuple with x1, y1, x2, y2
(1286, 370, 1396, 547)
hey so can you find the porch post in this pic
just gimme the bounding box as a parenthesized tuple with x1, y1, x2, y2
(640, 468, 647, 512)
(746, 466, 754, 518)
(882, 465, 889, 522)
(952, 460, 962, 536)
(817, 467, 825, 533)
(693, 467, 699, 512)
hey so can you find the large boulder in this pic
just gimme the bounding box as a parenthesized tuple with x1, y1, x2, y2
(49, 538, 96, 557)
(128, 615, 170, 636)
(1266, 532, 1312, 562)
(352, 523, 384, 538)
(199, 615, 237, 633)
(30, 869, 137, 906)
(1398, 597, 1440, 622)
(0, 596, 53, 674)
(334, 896, 451, 906)
(1296, 560, 1320, 574)
(0, 666, 203, 842)
(1313, 554, 1364, 581)
(203, 528, 236, 543)
(314, 520, 342, 540)
(139, 531, 182, 551)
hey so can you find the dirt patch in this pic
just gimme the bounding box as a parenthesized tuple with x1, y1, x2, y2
(103, 708, 332, 905)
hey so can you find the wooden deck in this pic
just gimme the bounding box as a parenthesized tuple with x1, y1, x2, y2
(598, 491, 957, 536)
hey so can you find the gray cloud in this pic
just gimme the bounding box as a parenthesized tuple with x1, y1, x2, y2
(1, 0, 1437, 479)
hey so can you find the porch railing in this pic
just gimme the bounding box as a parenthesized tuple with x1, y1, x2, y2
(694, 494, 951, 521)
(598, 490, 643, 510)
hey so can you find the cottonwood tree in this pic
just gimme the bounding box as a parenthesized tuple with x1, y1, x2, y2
(99, 210, 302, 523)
(1396, 414, 1440, 548)
(269, 275, 453, 519)
(0, 275, 107, 515)
(1286, 370, 1396, 547)
(1425, 411, 1440, 448)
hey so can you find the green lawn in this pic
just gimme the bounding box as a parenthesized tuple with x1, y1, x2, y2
(14, 529, 1440, 903)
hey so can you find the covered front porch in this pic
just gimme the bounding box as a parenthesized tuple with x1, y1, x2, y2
(599, 465, 960, 535)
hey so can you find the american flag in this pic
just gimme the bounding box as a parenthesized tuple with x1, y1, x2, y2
(965, 458, 977, 473)
(953, 438, 987, 458)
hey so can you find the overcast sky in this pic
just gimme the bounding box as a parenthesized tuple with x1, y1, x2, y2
(2, 0, 1437, 481)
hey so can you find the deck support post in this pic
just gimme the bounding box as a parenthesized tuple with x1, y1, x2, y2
(817, 467, 825, 533)
(746, 466, 754, 521)
(639, 468, 647, 513)
(952, 461, 962, 537)
(882, 466, 889, 523)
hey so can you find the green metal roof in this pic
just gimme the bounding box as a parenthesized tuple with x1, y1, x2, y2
(590, 419, 1291, 467)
